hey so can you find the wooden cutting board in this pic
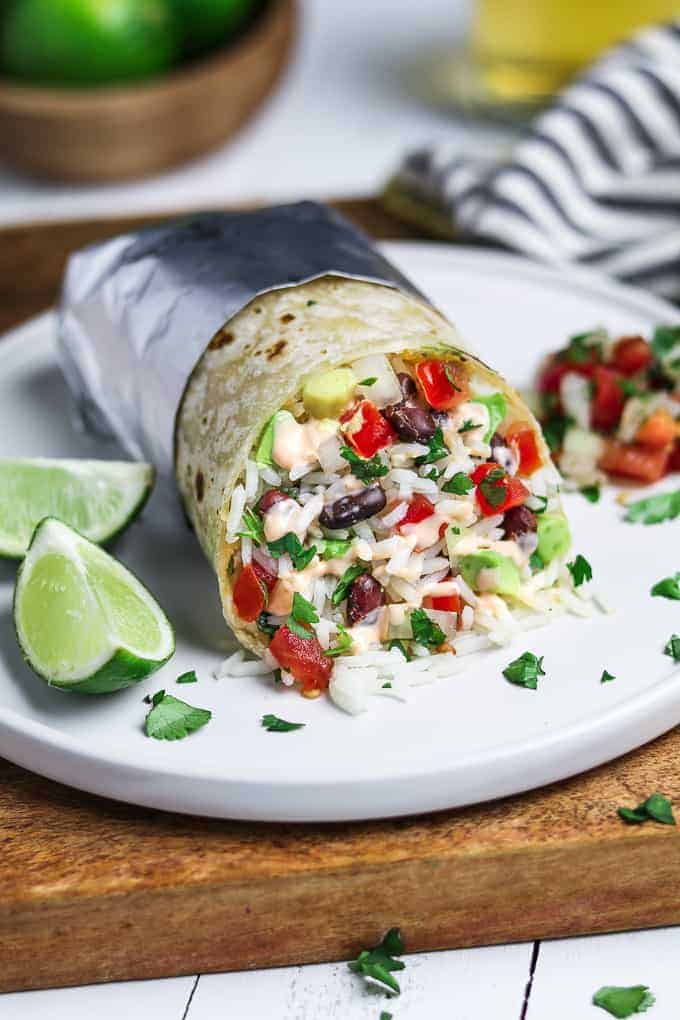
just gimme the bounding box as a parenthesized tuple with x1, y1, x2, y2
(1, 199, 680, 994)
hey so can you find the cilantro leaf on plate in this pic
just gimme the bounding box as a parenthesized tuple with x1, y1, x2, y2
(176, 670, 198, 684)
(442, 472, 474, 495)
(580, 484, 601, 504)
(267, 531, 317, 571)
(144, 692, 211, 741)
(600, 670, 616, 684)
(410, 608, 446, 650)
(618, 792, 675, 826)
(625, 489, 680, 526)
(340, 446, 389, 483)
(503, 651, 545, 690)
(261, 714, 305, 733)
(348, 927, 405, 996)
(567, 554, 592, 587)
(414, 427, 449, 466)
(664, 634, 680, 661)
(593, 985, 655, 1018)
(651, 573, 680, 600)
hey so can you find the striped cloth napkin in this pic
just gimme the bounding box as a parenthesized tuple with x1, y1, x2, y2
(386, 20, 680, 299)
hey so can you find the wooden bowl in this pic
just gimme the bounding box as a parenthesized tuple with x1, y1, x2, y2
(0, 0, 296, 183)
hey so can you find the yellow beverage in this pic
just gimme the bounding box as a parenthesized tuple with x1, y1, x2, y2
(473, 0, 679, 104)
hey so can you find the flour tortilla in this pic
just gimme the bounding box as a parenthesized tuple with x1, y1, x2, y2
(175, 275, 555, 655)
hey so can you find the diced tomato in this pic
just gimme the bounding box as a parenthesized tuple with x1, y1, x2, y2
(668, 439, 680, 473)
(635, 408, 677, 449)
(599, 440, 669, 483)
(397, 494, 435, 532)
(611, 335, 653, 377)
(341, 400, 396, 458)
(258, 488, 288, 514)
(269, 625, 333, 691)
(591, 366, 625, 432)
(505, 422, 542, 476)
(414, 359, 470, 411)
(233, 564, 269, 622)
(471, 462, 529, 516)
(423, 584, 461, 615)
(537, 355, 596, 395)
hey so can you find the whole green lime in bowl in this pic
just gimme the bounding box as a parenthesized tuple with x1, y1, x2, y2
(169, 0, 261, 58)
(1, 0, 179, 85)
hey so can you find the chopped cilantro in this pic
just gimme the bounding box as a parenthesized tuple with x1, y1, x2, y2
(651, 324, 680, 381)
(176, 670, 198, 684)
(567, 554, 592, 587)
(348, 928, 405, 996)
(444, 364, 462, 391)
(261, 714, 305, 732)
(625, 489, 680, 526)
(593, 985, 655, 1018)
(388, 639, 412, 661)
(410, 608, 446, 650)
(340, 445, 389, 482)
(306, 299, 317, 306)
(542, 412, 573, 453)
(503, 651, 545, 690)
(324, 624, 353, 657)
(236, 506, 265, 545)
(286, 592, 318, 639)
(664, 634, 680, 661)
(565, 330, 603, 364)
(382, 682, 392, 689)
(529, 551, 544, 572)
(414, 427, 449, 466)
(478, 467, 507, 508)
(144, 692, 212, 740)
(319, 538, 352, 560)
(600, 669, 616, 684)
(380, 1012, 393, 1020)
(257, 612, 279, 636)
(528, 494, 548, 514)
(442, 472, 474, 495)
(458, 419, 481, 434)
(359, 376, 378, 386)
(618, 378, 645, 399)
(581, 484, 601, 504)
(332, 562, 368, 606)
(267, 531, 317, 571)
(426, 466, 441, 480)
(651, 572, 680, 600)
(618, 792, 675, 826)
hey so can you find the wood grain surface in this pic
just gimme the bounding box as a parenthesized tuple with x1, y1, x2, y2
(1, 199, 679, 994)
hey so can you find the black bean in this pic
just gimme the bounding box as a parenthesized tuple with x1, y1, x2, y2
(383, 402, 437, 443)
(490, 432, 505, 450)
(319, 483, 386, 530)
(347, 573, 385, 625)
(397, 372, 418, 402)
(431, 410, 449, 428)
(502, 505, 537, 540)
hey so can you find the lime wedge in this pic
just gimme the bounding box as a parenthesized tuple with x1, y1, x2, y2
(0, 458, 154, 559)
(14, 518, 174, 693)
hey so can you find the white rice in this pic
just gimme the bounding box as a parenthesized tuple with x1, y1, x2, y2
(296, 493, 324, 534)
(382, 501, 409, 528)
(260, 466, 281, 486)
(241, 535, 252, 565)
(421, 556, 451, 576)
(245, 459, 259, 502)
(225, 484, 245, 542)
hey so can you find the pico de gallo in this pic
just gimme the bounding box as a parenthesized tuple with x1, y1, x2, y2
(536, 327, 680, 488)
(225, 349, 578, 706)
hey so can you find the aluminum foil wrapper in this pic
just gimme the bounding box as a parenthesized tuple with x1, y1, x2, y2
(58, 201, 428, 476)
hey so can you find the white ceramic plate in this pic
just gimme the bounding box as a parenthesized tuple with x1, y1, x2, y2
(0, 243, 678, 822)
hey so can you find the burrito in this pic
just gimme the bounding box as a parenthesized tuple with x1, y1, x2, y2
(60, 203, 585, 713)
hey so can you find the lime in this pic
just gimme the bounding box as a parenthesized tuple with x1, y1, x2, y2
(14, 518, 175, 693)
(1, 0, 178, 86)
(169, 0, 258, 58)
(0, 458, 154, 559)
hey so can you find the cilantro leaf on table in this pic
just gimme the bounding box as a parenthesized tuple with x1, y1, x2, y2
(410, 608, 446, 650)
(324, 624, 353, 657)
(144, 692, 212, 740)
(664, 634, 680, 662)
(176, 670, 198, 684)
(332, 562, 368, 606)
(625, 489, 680, 526)
(593, 985, 655, 1018)
(237, 506, 265, 546)
(600, 670, 616, 684)
(651, 573, 680, 600)
(618, 793, 675, 826)
(286, 592, 318, 639)
(580, 484, 601, 504)
(442, 472, 474, 495)
(340, 446, 389, 482)
(267, 531, 317, 571)
(567, 554, 592, 587)
(503, 651, 545, 690)
(261, 714, 305, 733)
(414, 427, 449, 466)
(348, 927, 405, 996)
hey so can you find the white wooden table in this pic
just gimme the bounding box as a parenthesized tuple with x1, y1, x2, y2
(1, 0, 677, 1013)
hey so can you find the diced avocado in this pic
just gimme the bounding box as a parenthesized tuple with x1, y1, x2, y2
(254, 410, 295, 468)
(459, 549, 520, 597)
(536, 512, 571, 564)
(472, 393, 507, 442)
(302, 368, 356, 420)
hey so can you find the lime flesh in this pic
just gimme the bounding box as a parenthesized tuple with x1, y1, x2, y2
(14, 518, 174, 693)
(0, 458, 154, 559)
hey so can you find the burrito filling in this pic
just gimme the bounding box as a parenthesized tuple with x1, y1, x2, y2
(225, 352, 589, 711)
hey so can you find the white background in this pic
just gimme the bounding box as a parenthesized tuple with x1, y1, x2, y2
(1, 0, 677, 1015)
